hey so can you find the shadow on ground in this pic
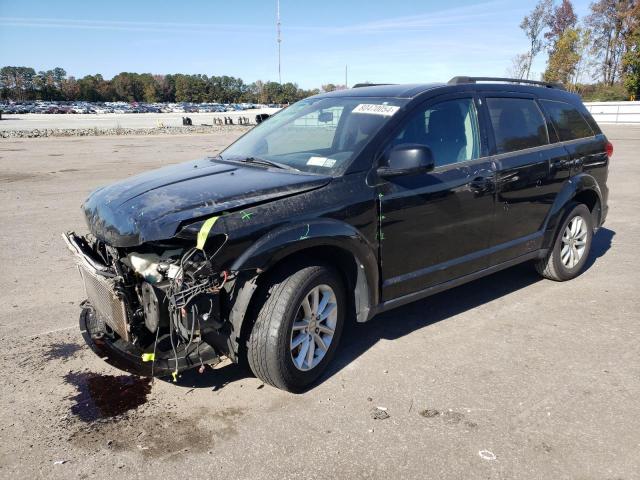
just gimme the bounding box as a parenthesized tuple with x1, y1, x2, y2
(165, 227, 615, 391)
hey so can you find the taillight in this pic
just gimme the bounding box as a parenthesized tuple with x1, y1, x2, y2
(605, 141, 613, 158)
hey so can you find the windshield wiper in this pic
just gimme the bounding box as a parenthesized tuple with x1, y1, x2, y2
(238, 156, 300, 172)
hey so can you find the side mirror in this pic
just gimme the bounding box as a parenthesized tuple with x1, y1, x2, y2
(377, 144, 435, 177)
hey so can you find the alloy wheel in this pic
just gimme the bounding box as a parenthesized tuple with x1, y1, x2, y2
(561, 215, 588, 269)
(290, 284, 338, 371)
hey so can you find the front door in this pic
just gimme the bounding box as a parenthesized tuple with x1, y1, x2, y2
(377, 94, 496, 301)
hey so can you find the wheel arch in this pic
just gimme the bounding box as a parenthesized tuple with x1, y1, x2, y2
(542, 173, 603, 249)
(226, 219, 379, 361)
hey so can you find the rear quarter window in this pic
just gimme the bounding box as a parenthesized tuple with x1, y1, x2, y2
(540, 100, 594, 141)
(486, 98, 549, 154)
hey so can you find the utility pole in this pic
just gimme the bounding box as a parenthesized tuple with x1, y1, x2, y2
(277, 0, 282, 84)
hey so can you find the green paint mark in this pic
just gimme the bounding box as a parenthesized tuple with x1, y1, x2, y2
(377, 232, 385, 241)
(241, 211, 253, 220)
(141, 353, 155, 362)
(196, 216, 220, 250)
(299, 224, 310, 240)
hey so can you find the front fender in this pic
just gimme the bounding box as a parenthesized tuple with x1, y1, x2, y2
(230, 219, 379, 322)
(542, 173, 603, 248)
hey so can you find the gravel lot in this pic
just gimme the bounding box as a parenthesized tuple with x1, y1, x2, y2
(0, 109, 280, 131)
(0, 125, 638, 479)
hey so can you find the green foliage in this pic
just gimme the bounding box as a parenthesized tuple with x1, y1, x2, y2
(0, 66, 319, 104)
(0, 66, 37, 101)
(544, 28, 581, 84)
(578, 82, 628, 101)
(622, 38, 640, 98)
(621, 4, 640, 98)
(517, 0, 639, 97)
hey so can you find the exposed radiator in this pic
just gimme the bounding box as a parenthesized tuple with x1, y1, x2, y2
(78, 264, 130, 342)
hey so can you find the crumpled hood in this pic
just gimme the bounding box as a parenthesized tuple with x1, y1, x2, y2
(83, 157, 331, 247)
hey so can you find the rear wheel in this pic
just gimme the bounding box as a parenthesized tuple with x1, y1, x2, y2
(535, 202, 593, 281)
(247, 263, 345, 392)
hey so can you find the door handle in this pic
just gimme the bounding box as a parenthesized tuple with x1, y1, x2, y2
(469, 175, 494, 194)
(497, 172, 520, 184)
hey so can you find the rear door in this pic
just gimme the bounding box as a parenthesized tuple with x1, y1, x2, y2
(538, 99, 606, 177)
(480, 93, 570, 263)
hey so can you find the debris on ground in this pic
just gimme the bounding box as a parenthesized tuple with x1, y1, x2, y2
(478, 450, 497, 461)
(371, 406, 390, 420)
(419, 409, 440, 418)
(53, 460, 67, 465)
(442, 411, 465, 424)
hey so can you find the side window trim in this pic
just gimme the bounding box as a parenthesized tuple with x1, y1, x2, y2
(375, 92, 487, 169)
(535, 98, 561, 144)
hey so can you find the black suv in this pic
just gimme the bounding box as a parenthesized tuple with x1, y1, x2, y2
(64, 76, 610, 391)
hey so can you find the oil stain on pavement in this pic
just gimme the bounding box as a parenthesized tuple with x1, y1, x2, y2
(64, 371, 152, 422)
(62, 370, 245, 458)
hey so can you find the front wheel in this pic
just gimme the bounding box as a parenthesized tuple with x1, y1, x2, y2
(535, 202, 593, 281)
(247, 263, 345, 392)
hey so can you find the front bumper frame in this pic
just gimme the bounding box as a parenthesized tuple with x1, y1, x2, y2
(65, 231, 223, 377)
(80, 305, 220, 377)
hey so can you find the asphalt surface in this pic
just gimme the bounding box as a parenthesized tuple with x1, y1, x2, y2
(0, 125, 638, 479)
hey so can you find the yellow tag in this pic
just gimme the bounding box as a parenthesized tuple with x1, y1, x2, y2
(141, 353, 155, 362)
(172, 371, 178, 382)
(196, 216, 220, 250)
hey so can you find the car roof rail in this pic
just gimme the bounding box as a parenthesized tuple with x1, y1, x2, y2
(448, 76, 565, 90)
(351, 83, 395, 88)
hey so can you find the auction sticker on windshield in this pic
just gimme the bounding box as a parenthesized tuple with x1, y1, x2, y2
(307, 156, 337, 168)
(352, 104, 400, 116)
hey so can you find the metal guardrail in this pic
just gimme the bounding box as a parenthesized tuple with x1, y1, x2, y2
(584, 101, 640, 124)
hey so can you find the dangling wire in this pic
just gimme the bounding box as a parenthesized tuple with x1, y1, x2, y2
(196, 312, 205, 372)
(162, 237, 229, 381)
(169, 309, 180, 382)
(150, 321, 161, 382)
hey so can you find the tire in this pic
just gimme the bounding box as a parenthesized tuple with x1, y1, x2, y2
(247, 263, 345, 392)
(535, 202, 593, 281)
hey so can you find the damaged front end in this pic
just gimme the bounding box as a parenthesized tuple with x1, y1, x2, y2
(63, 231, 232, 379)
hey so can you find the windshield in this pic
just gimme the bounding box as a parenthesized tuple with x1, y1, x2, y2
(220, 96, 406, 175)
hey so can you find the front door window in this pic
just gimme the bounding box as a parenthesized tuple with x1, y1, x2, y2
(391, 98, 481, 167)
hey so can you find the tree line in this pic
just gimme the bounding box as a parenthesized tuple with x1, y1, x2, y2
(0, 68, 324, 104)
(513, 0, 639, 100)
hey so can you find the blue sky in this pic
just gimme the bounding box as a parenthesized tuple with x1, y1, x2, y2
(0, 0, 592, 89)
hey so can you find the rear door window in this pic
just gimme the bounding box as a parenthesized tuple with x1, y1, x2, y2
(540, 100, 594, 141)
(486, 98, 549, 154)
